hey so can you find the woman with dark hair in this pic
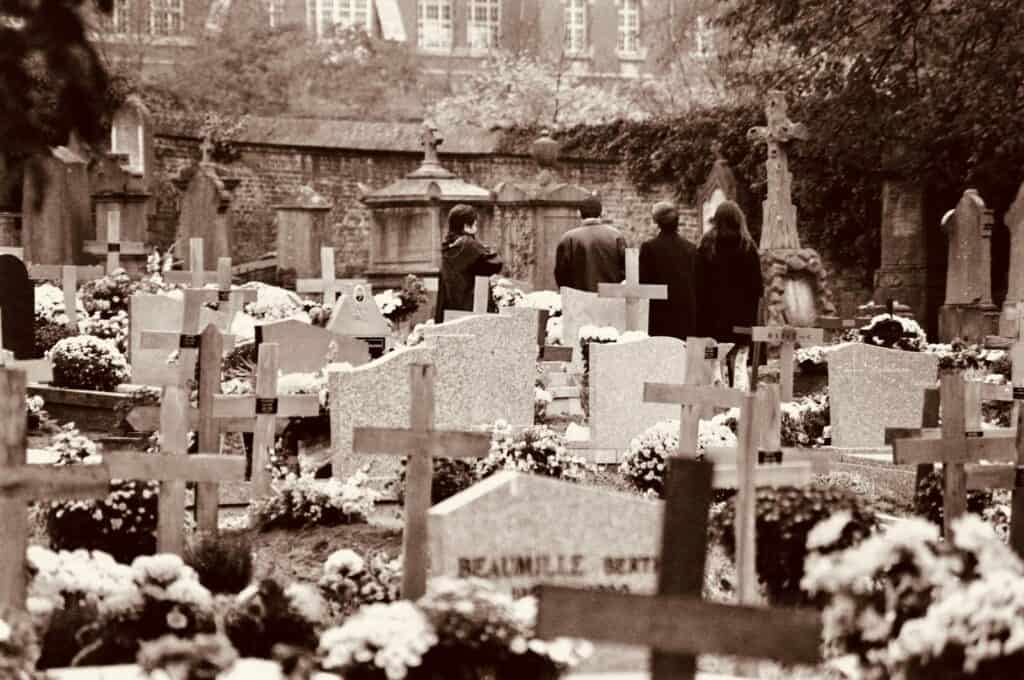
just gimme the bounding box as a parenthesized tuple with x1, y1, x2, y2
(697, 200, 763, 384)
(433, 204, 503, 322)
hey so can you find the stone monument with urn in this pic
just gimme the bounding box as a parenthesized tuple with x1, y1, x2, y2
(747, 91, 836, 327)
(361, 122, 494, 292)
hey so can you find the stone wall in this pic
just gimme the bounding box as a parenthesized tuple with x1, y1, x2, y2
(151, 131, 871, 310)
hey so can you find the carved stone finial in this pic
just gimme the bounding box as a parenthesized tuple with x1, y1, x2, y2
(420, 121, 443, 166)
(531, 128, 561, 169)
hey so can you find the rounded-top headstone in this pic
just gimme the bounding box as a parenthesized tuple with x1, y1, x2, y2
(0, 254, 37, 358)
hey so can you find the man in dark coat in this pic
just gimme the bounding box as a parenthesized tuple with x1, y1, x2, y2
(434, 204, 503, 322)
(639, 201, 699, 340)
(554, 195, 626, 292)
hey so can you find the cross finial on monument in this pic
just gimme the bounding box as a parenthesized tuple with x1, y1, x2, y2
(200, 134, 215, 164)
(421, 120, 443, 166)
(748, 90, 809, 147)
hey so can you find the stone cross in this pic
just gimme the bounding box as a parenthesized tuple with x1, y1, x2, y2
(747, 90, 808, 251)
(297, 247, 368, 308)
(211, 343, 320, 499)
(420, 121, 443, 166)
(0, 368, 112, 610)
(443, 276, 492, 322)
(352, 363, 492, 599)
(83, 208, 147, 273)
(1005, 180, 1024, 305)
(598, 248, 668, 332)
(200, 134, 215, 165)
(535, 457, 822, 680)
(27, 263, 105, 330)
(734, 322, 824, 401)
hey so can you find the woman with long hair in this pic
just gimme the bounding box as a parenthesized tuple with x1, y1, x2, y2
(433, 204, 503, 322)
(697, 201, 763, 385)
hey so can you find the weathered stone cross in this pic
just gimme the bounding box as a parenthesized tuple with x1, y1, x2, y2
(420, 121, 443, 166)
(598, 248, 667, 332)
(535, 457, 822, 680)
(83, 208, 147, 273)
(353, 363, 492, 599)
(748, 90, 808, 251)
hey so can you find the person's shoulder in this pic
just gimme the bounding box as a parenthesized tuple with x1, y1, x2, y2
(559, 226, 585, 242)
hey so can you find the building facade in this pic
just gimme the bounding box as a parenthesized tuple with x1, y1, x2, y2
(91, 0, 717, 79)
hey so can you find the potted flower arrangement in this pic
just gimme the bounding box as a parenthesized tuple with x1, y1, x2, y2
(375, 274, 430, 340)
(318, 578, 591, 680)
(319, 548, 402, 617)
(805, 513, 1024, 679)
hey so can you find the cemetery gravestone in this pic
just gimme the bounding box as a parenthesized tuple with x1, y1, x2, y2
(21, 146, 90, 266)
(588, 336, 687, 452)
(1002, 180, 1024, 336)
(0, 255, 36, 360)
(828, 343, 938, 448)
(430, 471, 662, 598)
(129, 294, 225, 386)
(327, 286, 391, 360)
(419, 307, 538, 427)
(175, 163, 238, 270)
(560, 286, 647, 369)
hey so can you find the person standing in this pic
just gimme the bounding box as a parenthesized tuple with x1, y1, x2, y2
(638, 201, 699, 340)
(697, 200, 764, 384)
(554, 194, 626, 292)
(434, 204, 503, 322)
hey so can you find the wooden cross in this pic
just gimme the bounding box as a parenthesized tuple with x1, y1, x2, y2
(442, 276, 491, 322)
(891, 374, 1021, 538)
(535, 457, 822, 680)
(83, 208, 147, 273)
(733, 322, 824, 401)
(0, 316, 53, 384)
(0, 368, 113, 610)
(27, 263, 105, 330)
(139, 289, 218, 385)
(645, 379, 814, 604)
(211, 342, 320, 499)
(598, 248, 667, 332)
(163, 238, 220, 288)
(352, 363, 492, 599)
(296, 247, 368, 308)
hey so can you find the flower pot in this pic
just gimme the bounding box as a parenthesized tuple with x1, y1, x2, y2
(27, 385, 133, 433)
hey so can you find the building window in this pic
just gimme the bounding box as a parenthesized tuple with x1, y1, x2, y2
(101, 0, 132, 33)
(268, 0, 286, 27)
(693, 14, 715, 59)
(563, 0, 586, 54)
(150, 0, 184, 35)
(467, 0, 500, 49)
(616, 0, 640, 54)
(309, 0, 373, 38)
(418, 0, 452, 48)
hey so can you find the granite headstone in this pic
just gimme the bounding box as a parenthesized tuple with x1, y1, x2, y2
(327, 285, 391, 359)
(828, 342, 938, 448)
(430, 471, 662, 598)
(0, 254, 36, 359)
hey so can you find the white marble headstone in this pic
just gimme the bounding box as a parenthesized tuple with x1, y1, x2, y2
(828, 343, 937, 448)
(430, 472, 662, 598)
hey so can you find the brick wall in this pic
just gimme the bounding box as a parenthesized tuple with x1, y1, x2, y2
(152, 133, 870, 309)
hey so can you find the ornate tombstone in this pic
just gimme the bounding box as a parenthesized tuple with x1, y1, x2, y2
(492, 130, 594, 290)
(361, 122, 493, 289)
(174, 139, 239, 271)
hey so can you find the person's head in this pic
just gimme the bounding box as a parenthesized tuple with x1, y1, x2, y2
(702, 200, 755, 256)
(579, 194, 603, 220)
(448, 204, 478, 236)
(651, 201, 679, 231)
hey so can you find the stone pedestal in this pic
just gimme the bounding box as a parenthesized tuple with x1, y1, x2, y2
(939, 304, 999, 344)
(22, 147, 91, 265)
(274, 186, 333, 285)
(874, 180, 929, 322)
